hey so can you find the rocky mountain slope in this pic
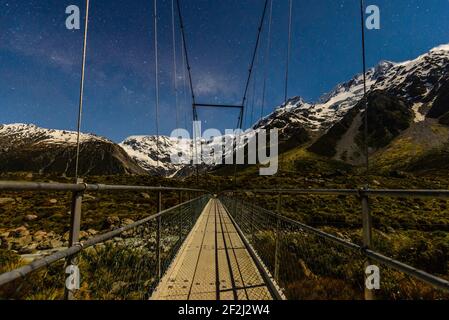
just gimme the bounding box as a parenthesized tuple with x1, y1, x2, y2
(308, 44, 449, 166)
(119, 135, 193, 177)
(2, 44, 449, 176)
(0, 124, 147, 176)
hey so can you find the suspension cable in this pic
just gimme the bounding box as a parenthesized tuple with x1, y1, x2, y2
(241, 0, 269, 107)
(154, 0, 160, 167)
(172, 0, 179, 136)
(74, 0, 90, 181)
(233, 0, 269, 186)
(176, 0, 199, 183)
(284, 0, 293, 103)
(261, 0, 273, 120)
(359, 0, 369, 177)
(249, 51, 259, 128)
(176, 0, 196, 105)
(181, 28, 189, 130)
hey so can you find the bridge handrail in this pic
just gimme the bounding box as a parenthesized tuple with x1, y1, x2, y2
(226, 188, 449, 199)
(0, 195, 208, 288)
(0, 180, 208, 193)
(220, 195, 449, 294)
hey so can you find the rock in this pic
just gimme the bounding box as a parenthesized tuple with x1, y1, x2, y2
(0, 198, 15, 205)
(121, 218, 135, 226)
(19, 243, 38, 254)
(38, 239, 63, 250)
(47, 231, 57, 238)
(50, 239, 63, 248)
(106, 215, 120, 228)
(0, 238, 7, 249)
(299, 259, 316, 279)
(24, 214, 39, 222)
(79, 231, 89, 240)
(141, 192, 151, 199)
(33, 230, 48, 242)
(389, 170, 407, 178)
(10, 226, 30, 238)
(111, 281, 127, 294)
(87, 229, 98, 236)
(0, 231, 10, 239)
(37, 241, 52, 250)
(11, 235, 33, 250)
(83, 194, 96, 201)
(386, 226, 396, 233)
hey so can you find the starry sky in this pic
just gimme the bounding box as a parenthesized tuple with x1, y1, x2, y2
(1, 0, 449, 142)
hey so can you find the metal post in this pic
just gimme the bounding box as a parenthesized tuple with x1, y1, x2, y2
(156, 191, 162, 281)
(64, 178, 84, 300)
(179, 191, 183, 239)
(233, 193, 237, 218)
(250, 199, 255, 238)
(274, 193, 282, 282)
(361, 190, 374, 300)
(188, 192, 193, 228)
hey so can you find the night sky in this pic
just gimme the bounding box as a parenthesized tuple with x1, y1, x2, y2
(1, 0, 449, 142)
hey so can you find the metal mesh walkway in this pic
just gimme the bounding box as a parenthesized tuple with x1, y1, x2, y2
(151, 198, 273, 300)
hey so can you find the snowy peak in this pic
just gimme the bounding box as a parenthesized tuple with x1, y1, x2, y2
(255, 43, 449, 135)
(254, 58, 394, 134)
(0, 123, 146, 176)
(120, 135, 193, 176)
(0, 123, 111, 145)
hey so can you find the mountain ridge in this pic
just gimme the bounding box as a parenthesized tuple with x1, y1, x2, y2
(2, 43, 449, 176)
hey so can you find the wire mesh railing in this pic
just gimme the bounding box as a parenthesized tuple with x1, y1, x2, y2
(220, 190, 449, 300)
(0, 180, 209, 300)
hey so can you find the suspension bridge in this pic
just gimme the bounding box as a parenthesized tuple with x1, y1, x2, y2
(1, 0, 449, 301)
(1, 181, 449, 300)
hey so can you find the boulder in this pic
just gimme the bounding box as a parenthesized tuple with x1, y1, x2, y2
(141, 192, 151, 199)
(33, 230, 48, 242)
(37, 239, 63, 250)
(50, 239, 63, 249)
(0, 231, 10, 239)
(24, 214, 39, 222)
(121, 218, 135, 226)
(19, 243, 38, 254)
(87, 229, 98, 236)
(79, 231, 89, 240)
(106, 215, 120, 228)
(10, 226, 30, 238)
(11, 235, 33, 250)
(83, 194, 96, 201)
(111, 281, 128, 294)
(0, 198, 15, 205)
(299, 259, 316, 279)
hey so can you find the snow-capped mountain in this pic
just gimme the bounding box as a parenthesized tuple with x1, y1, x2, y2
(253, 61, 393, 135)
(120, 136, 193, 176)
(254, 44, 449, 134)
(0, 124, 147, 176)
(308, 44, 449, 165)
(2, 44, 449, 176)
(119, 133, 243, 177)
(0, 123, 111, 146)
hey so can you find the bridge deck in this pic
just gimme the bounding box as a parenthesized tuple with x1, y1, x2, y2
(151, 198, 273, 300)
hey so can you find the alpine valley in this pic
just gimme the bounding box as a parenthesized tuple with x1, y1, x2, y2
(2, 44, 449, 177)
